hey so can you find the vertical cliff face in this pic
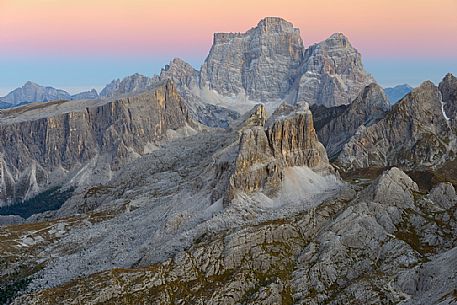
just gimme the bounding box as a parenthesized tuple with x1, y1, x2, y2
(266, 103, 329, 167)
(200, 17, 304, 102)
(315, 83, 390, 159)
(0, 81, 192, 206)
(338, 79, 456, 170)
(226, 103, 330, 203)
(200, 18, 374, 107)
(439, 73, 457, 119)
(296, 33, 375, 107)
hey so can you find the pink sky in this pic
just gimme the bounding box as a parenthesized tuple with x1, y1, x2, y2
(1, 0, 457, 57)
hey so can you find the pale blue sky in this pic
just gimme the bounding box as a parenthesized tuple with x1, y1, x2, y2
(0, 55, 456, 96)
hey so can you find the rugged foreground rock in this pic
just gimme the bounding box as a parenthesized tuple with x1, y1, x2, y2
(11, 167, 457, 305)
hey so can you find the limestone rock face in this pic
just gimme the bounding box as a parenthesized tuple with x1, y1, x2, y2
(15, 167, 457, 305)
(229, 126, 282, 197)
(365, 167, 419, 208)
(428, 182, 457, 209)
(160, 58, 240, 128)
(227, 103, 330, 202)
(160, 58, 199, 89)
(200, 18, 374, 107)
(338, 80, 456, 170)
(0, 81, 71, 105)
(99, 73, 159, 98)
(439, 72, 457, 119)
(0, 81, 192, 206)
(266, 103, 329, 167)
(315, 83, 390, 159)
(200, 17, 304, 101)
(296, 33, 376, 107)
(227, 105, 281, 200)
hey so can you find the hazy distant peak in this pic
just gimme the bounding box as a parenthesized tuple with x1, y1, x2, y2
(384, 84, 413, 104)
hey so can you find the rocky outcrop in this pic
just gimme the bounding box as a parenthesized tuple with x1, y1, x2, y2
(338, 79, 456, 170)
(71, 89, 99, 100)
(160, 58, 200, 89)
(227, 105, 282, 200)
(226, 103, 330, 202)
(200, 17, 304, 102)
(99, 73, 159, 98)
(295, 33, 375, 107)
(439, 72, 457, 119)
(0, 80, 192, 206)
(315, 83, 390, 159)
(200, 18, 374, 107)
(15, 168, 457, 304)
(160, 58, 240, 128)
(266, 103, 329, 167)
(0, 81, 71, 106)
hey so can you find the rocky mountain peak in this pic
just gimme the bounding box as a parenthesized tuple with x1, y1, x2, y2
(99, 73, 159, 98)
(384, 84, 413, 104)
(313, 82, 390, 159)
(356, 83, 390, 111)
(160, 58, 199, 88)
(239, 104, 267, 128)
(323, 32, 352, 48)
(296, 32, 375, 107)
(199, 18, 374, 107)
(338, 74, 456, 170)
(406, 80, 445, 116)
(200, 17, 304, 101)
(439, 72, 457, 119)
(71, 89, 99, 101)
(0, 81, 72, 105)
(254, 16, 296, 33)
(227, 103, 330, 203)
(23, 81, 38, 88)
(162, 58, 195, 73)
(443, 72, 456, 82)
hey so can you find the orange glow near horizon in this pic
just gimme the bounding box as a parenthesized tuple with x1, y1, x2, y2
(1, 0, 457, 57)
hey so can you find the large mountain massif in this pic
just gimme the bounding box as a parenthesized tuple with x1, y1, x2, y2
(0, 17, 456, 305)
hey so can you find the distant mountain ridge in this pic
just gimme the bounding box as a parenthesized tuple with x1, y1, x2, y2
(0, 81, 99, 108)
(384, 84, 413, 104)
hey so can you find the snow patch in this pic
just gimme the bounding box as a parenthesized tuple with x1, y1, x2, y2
(439, 91, 450, 121)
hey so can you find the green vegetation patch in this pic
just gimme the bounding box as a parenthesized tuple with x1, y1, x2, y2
(0, 186, 75, 219)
